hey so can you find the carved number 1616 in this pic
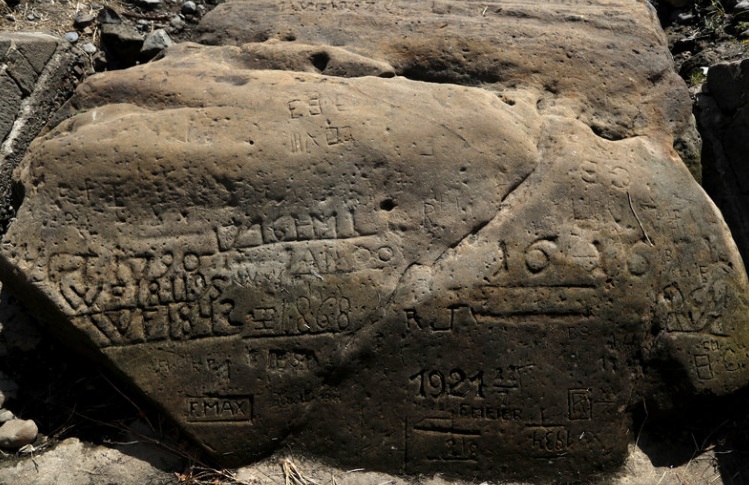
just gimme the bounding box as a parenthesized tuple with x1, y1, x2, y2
(410, 369, 485, 399)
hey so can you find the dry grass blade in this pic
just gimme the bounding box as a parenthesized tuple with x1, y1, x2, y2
(282, 459, 320, 485)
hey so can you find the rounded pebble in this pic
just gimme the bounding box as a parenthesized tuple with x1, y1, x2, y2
(170, 16, 186, 32)
(64, 31, 80, 44)
(0, 419, 38, 449)
(0, 410, 14, 423)
(181, 0, 198, 15)
(82, 42, 98, 54)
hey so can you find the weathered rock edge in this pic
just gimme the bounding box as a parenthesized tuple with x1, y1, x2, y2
(196, 0, 703, 180)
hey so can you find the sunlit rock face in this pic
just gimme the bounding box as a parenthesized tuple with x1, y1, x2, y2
(1, 1, 747, 481)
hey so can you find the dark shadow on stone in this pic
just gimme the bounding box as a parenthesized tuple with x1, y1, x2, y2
(310, 51, 330, 73)
(634, 386, 749, 483)
(0, 287, 191, 473)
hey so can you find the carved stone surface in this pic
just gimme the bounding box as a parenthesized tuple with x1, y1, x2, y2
(1, 1, 748, 481)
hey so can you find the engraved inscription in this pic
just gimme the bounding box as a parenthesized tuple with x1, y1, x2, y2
(459, 403, 523, 421)
(409, 418, 481, 464)
(267, 348, 318, 371)
(568, 388, 592, 420)
(530, 426, 572, 454)
(410, 369, 485, 399)
(216, 206, 362, 250)
(186, 396, 253, 423)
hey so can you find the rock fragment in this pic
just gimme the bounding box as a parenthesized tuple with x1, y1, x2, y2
(0, 419, 37, 449)
(168, 15, 185, 33)
(100, 23, 144, 69)
(140, 29, 173, 61)
(63, 32, 79, 44)
(97, 6, 122, 24)
(73, 12, 96, 29)
(735, 0, 749, 16)
(81, 42, 97, 55)
(181, 0, 198, 15)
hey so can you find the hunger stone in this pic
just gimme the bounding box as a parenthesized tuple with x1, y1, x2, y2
(1, 0, 748, 482)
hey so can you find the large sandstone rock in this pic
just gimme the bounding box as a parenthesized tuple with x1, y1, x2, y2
(0, 1, 746, 481)
(197, 0, 703, 180)
(0, 33, 82, 231)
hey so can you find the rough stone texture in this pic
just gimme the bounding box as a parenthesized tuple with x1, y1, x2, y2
(197, 0, 703, 181)
(100, 23, 144, 69)
(0, 32, 82, 231)
(0, 437, 180, 485)
(697, 59, 749, 267)
(140, 29, 174, 62)
(0, 418, 37, 448)
(0, 1, 746, 482)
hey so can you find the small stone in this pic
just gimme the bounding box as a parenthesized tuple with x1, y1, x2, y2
(736, 0, 749, 15)
(4, 14, 14, 22)
(676, 12, 695, 23)
(169, 16, 186, 32)
(82, 42, 97, 54)
(26, 13, 36, 21)
(64, 32, 79, 44)
(0, 410, 15, 423)
(100, 23, 144, 68)
(73, 12, 96, 29)
(141, 29, 174, 61)
(136, 19, 152, 33)
(137, 0, 163, 9)
(181, 0, 198, 15)
(0, 419, 38, 449)
(97, 6, 122, 25)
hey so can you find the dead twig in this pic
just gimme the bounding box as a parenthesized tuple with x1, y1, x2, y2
(635, 397, 648, 449)
(283, 459, 320, 485)
(100, 372, 156, 432)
